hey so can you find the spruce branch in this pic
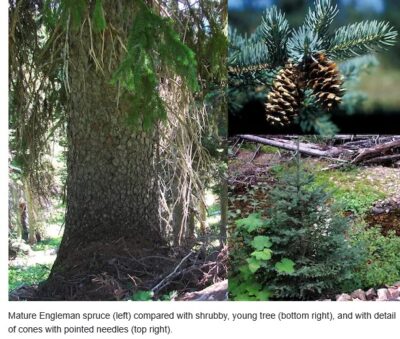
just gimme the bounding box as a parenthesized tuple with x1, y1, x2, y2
(229, 27, 269, 67)
(305, 0, 338, 39)
(92, 0, 106, 32)
(298, 89, 338, 136)
(229, 26, 246, 49)
(229, 43, 269, 67)
(228, 27, 244, 66)
(60, 0, 87, 29)
(328, 20, 397, 59)
(243, 42, 269, 66)
(228, 0, 397, 133)
(288, 26, 322, 61)
(339, 55, 379, 83)
(112, 0, 198, 129)
(261, 6, 290, 67)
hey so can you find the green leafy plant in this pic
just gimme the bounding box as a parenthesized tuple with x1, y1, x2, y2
(229, 213, 295, 301)
(9, 264, 51, 292)
(130, 290, 154, 301)
(236, 213, 267, 232)
(336, 191, 383, 215)
(349, 225, 400, 289)
(275, 258, 295, 274)
(32, 237, 62, 252)
(160, 290, 178, 301)
(312, 168, 385, 215)
(130, 289, 178, 301)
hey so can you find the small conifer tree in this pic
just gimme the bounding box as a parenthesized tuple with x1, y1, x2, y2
(263, 153, 359, 300)
(228, 0, 397, 134)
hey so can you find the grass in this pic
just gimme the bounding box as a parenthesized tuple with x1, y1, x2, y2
(9, 264, 51, 291)
(9, 235, 59, 292)
(311, 166, 386, 215)
(270, 161, 386, 215)
(260, 145, 281, 154)
(32, 236, 62, 251)
(240, 142, 258, 152)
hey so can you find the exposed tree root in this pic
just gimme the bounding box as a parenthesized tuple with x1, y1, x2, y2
(9, 240, 228, 301)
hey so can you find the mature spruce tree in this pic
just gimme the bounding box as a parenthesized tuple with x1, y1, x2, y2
(9, 0, 225, 300)
(47, 1, 168, 299)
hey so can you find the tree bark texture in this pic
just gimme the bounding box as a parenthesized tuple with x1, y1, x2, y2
(42, 1, 166, 299)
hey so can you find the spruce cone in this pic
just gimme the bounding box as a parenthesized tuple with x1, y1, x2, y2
(304, 53, 344, 111)
(266, 63, 302, 126)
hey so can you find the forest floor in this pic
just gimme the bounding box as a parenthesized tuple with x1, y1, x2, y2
(229, 145, 400, 236)
(9, 194, 226, 300)
(228, 142, 400, 300)
(8, 223, 62, 292)
(10, 225, 62, 268)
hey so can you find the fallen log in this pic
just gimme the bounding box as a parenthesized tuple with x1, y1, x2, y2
(235, 135, 400, 167)
(237, 135, 344, 157)
(343, 136, 400, 149)
(351, 140, 400, 164)
(363, 154, 400, 165)
(332, 135, 375, 143)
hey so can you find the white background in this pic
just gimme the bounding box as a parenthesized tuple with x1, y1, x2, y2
(0, 1, 398, 338)
(3, 302, 399, 338)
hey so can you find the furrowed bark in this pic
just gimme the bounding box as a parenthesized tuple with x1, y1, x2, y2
(42, 1, 166, 299)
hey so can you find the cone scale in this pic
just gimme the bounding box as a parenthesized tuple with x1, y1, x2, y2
(303, 53, 344, 111)
(266, 63, 302, 126)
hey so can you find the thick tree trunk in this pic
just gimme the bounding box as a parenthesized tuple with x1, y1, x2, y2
(41, 2, 167, 300)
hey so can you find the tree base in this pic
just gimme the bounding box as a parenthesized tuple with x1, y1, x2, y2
(9, 239, 227, 301)
(37, 237, 172, 300)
